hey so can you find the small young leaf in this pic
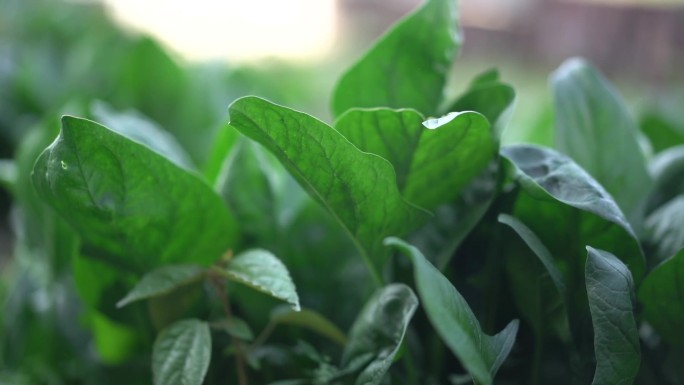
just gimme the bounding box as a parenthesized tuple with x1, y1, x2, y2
(117, 265, 205, 308)
(335, 109, 495, 211)
(331, 0, 460, 117)
(638, 247, 684, 346)
(385, 238, 519, 385)
(585, 247, 640, 385)
(31, 116, 237, 272)
(218, 249, 300, 311)
(228, 96, 428, 281)
(551, 58, 651, 221)
(270, 306, 347, 346)
(152, 319, 211, 385)
(341, 284, 418, 385)
(213, 316, 254, 341)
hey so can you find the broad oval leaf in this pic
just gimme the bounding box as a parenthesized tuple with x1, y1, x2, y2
(117, 265, 205, 308)
(585, 247, 640, 385)
(331, 0, 460, 117)
(385, 237, 519, 385)
(32, 116, 238, 272)
(551, 58, 650, 221)
(638, 247, 684, 346)
(213, 316, 254, 341)
(218, 249, 300, 311)
(501, 144, 645, 282)
(228, 96, 428, 282)
(152, 319, 211, 385)
(334, 109, 495, 211)
(341, 284, 418, 385)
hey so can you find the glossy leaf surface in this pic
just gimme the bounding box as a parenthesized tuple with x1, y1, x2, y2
(228, 96, 428, 280)
(32, 116, 237, 271)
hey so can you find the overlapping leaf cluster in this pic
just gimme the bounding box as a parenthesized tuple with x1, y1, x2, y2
(1, 0, 683, 384)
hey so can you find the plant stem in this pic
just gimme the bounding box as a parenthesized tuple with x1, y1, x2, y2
(212, 276, 249, 385)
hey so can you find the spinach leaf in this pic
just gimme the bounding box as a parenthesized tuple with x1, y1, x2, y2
(331, 0, 460, 117)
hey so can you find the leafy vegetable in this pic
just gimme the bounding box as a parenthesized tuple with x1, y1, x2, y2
(215, 249, 300, 311)
(332, 0, 460, 117)
(638, 248, 684, 346)
(385, 238, 519, 385)
(335, 109, 495, 210)
(228, 96, 428, 281)
(585, 247, 640, 385)
(341, 284, 418, 385)
(117, 265, 205, 308)
(31, 116, 237, 272)
(152, 319, 212, 385)
(551, 58, 650, 221)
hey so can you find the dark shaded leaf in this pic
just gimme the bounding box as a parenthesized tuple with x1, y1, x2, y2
(645, 145, 684, 213)
(638, 247, 684, 346)
(331, 0, 460, 117)
(585, 247, 640, 385)
(341, 284, 418, 385)
(385, 238, 519, 385)
(271, 306, 347, 346)
(501, 144, 645, 282)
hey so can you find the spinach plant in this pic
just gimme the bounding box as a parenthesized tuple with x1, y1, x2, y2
(1, 0, 683, 384)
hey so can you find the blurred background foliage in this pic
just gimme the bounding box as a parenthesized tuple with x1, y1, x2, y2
(0, 0, 682, 383)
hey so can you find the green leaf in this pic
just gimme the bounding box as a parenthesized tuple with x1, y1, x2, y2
(501, 144, 645, 282)
(228, 96, 428, 282)
(638, 247, 684, 346)
(639, 92, 684, 153)
(0, 159, 17, 191)
(335, 109, 495, 211)
(117, 265, 205, 308)
(213, 316, 254, 341)
(31, 116, 237, 272)
(444, 72, 515, 138)
(585, 247, 640, 385)
(331, 0, 460, 117)
(270, 306, 347, 346)
(645, 196, 684, 262)
(341, 284, 418, 385)
(551, 58, 651, 221)
(385, 238, 519, 385)
(217, 249, 300, 311)
(645, 145, 684, 213)
(497, 214, 566, 295)
(90, 101, 195, 170)
(152, 319, 211, 385)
